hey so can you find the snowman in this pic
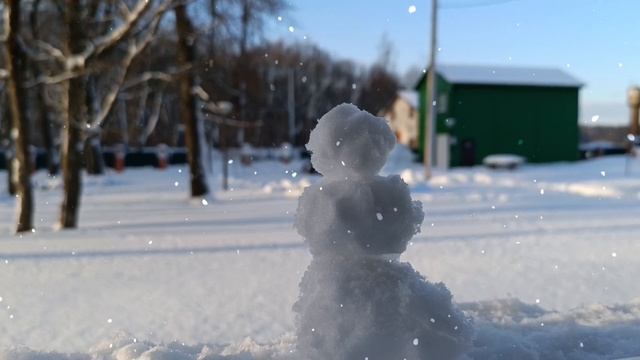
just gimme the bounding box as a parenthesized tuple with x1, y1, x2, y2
(294, 104, 473, 360)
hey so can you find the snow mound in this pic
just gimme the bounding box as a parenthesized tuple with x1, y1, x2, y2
(483, 154, 525, 169)
(464, 298, 640, 360)
(0, 335, 296, 360)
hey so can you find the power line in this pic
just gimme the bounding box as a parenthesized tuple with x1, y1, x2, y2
(440, 0, 523, 9)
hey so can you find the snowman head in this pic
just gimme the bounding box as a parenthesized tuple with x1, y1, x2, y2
(306, 103, 396, 180)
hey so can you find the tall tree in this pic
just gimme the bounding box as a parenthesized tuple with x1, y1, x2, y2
(4, 0, 34, 233)
(52, 0, 169, 228)
(175, 3, 208, 197)
(29, 0, 59, 176)
(59, 0, 86, 228)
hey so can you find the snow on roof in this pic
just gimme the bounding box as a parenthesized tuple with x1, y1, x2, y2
(398, 90, 419, 109)
(436, 64, 583, 88)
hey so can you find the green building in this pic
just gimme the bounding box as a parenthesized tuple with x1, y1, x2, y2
(416, 64, 583, 167)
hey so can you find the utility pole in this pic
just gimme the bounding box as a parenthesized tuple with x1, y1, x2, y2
(629, 87, 640, 138)
(287, 68, 296, 145)
(424, 0, 438, 179)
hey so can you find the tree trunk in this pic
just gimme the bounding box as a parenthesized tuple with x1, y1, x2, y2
(84, 78, 105, 175)
(60, 0, 86, 228)
(36, 88, 59, 176)
(4, 0, 34, 233)
(30, 0, 59, 176)
(5, 147, 16, 196)
(175, 4, 209, 197)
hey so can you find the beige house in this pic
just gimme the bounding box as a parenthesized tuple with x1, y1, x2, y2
(379, 90, 419, 150)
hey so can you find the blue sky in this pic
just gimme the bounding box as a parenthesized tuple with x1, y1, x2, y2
(267, 0, 640, 125)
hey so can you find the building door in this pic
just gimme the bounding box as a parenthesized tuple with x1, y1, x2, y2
(461, 138, 476, 166)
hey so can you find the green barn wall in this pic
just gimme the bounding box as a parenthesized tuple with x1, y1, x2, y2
(417, 75, 580, 166)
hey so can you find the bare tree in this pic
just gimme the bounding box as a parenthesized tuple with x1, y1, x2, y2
(4, 0, 34, 233)
(175, 3, 208, 197)
(58, 0, 86, 228)
(50, 0, 171, 228)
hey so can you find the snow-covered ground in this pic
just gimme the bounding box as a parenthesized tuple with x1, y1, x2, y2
(1, 150, 640, 359)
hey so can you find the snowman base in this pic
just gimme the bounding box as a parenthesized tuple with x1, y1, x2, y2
(294, 256, 472, 360)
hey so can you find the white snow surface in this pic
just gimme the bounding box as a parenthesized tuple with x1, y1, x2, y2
(1, 150, 640, 359)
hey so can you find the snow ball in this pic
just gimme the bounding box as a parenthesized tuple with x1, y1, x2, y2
(288, 26, 295, 32)
(228, 159, 234, 164)
(413, 338, 419, 346)
(591, 115, 600, 123)
(408, 5, 417, 13)
(107, 318, 113, 323)
(612, 252, 617, 258)
(306, 103, 395, 179)
(277, 16, 282, 21)
(0, 296, 2, 302)
(201, 199, 209, 206)
(295, 175, 423, 255)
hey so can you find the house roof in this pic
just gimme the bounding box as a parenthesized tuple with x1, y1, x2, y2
(398, 90, 419, 109)
(416, 64, 584, 88)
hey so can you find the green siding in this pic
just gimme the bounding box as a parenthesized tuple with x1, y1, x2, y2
(417, 75, 580, 167)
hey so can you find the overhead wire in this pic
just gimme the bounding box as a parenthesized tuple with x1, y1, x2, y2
(439, 0, 523, 9)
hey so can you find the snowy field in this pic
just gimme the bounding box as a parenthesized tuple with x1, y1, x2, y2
(1, 150, 640, 359)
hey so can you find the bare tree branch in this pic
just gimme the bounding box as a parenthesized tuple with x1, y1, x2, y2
(87, 9, 166, 131)
(121, 65, 191, 90)
(85, 0, 153, 60)
(32, 39, 66, 63)
(192, 84, 233, 115)
(139, 90, 164, 145)
(203, 114, 263, 128)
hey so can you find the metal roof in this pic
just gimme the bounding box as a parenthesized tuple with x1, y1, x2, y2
(429, 64, 583, 88)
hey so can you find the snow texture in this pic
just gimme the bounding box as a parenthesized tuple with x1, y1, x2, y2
(294, 104, 473, 359)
